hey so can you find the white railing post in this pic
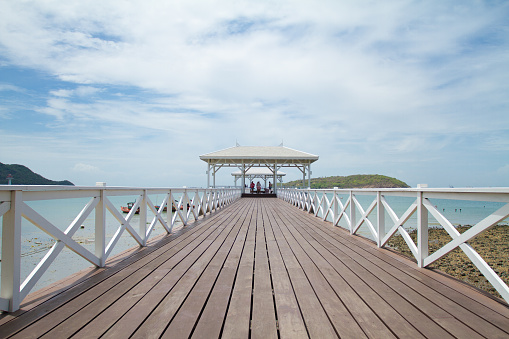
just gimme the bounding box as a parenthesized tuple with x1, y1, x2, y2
(1, 190, 22, 312)
(333, 190, 338, 225)
(219, 189, 224, 208)
(166, 190, 173, 233)
(321, 192, 326, 220)
(95, 189, 106, 267)
(314, 191, 319, 216)
(206, 190, 211, 213)
(377, 191, 385, 247)
(169, 190, 175, 230)
(349, 190, 356, 234)
(417, 191, 429, 268)
(139, 190, 147, 246)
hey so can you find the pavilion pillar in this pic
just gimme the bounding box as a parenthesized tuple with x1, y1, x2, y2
(241, 163, 246, 194)
(308, 164, 311, 188)
(302, 166, 306, 188)
(207, 164, 211, 188)
(273, 163, 277, 194)
(213, 165, 216, 188)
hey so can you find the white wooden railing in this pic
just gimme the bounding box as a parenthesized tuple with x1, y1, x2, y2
(278, 187, 509, 303)
(0, 185, 241, 312)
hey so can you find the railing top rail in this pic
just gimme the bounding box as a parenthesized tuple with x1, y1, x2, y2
(0, 185, 238, 191)
(282, 187, 509, 194)
(0, 186, 240, 201)
(281, 187, 509, 202)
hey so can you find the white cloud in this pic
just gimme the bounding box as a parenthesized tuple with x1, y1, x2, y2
(75, 86, 101, 97)
(0, 0, 508, 187)
(50, 86, 100, 98)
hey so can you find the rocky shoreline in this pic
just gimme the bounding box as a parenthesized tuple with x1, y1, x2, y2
(386, 225, 509, 300)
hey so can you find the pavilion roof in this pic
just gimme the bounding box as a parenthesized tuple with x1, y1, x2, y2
(200, 145, 318, 166)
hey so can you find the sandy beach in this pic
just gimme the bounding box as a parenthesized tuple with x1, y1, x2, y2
(386, 225, 509, 299)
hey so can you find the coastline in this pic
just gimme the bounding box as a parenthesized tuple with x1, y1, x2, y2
(386, 225, 509, 299)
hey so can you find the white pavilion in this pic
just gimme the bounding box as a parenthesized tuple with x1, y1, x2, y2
(199, 144, 319, 194)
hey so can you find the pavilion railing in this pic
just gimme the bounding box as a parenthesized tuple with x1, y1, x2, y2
(0, 186, 241, 312)
(278, 187, 509, 304)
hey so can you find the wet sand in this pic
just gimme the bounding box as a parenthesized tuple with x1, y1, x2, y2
(386, 225, 509, 299)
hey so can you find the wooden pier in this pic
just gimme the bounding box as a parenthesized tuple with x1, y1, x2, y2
(1, 197, 508, 338)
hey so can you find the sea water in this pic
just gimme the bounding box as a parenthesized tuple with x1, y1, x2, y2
(0, 194, 187, 295)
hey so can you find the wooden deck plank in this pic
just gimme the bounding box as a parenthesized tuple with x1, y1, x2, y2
(317, 218, 509, 335)
(71, 267, 171, 339)
(267, 203, 339, 338)
(1, 197, 508, 339)
(277, 203, 452, 337)
(279, 203, 469, 337)
(272, 203, 397, 339)
(191, 203, 255, 338)
(270, 204, 369, 338)
(251, 202, 278, 339)
(220, 201, 257, 339)
(132, 202, 246, 338)
(279, 201, 506, 338)
(324, 231, 509, 338)
(69, 216, 228, 339)
(280, 207, 436, 338)
(262, 205, 308, 339)
(103, 200, 248, 339)
(159, 199, 255, 338)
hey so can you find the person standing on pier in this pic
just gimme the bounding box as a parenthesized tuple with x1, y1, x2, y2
(256, 181, 261, 193)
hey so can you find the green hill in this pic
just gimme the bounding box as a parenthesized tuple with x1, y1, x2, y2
(282, 174, 409, 189)
(0, 163, 74, 186)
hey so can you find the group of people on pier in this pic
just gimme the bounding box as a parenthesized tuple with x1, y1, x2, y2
(250, 180, 272, 194)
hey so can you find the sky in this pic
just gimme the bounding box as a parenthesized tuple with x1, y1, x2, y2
(1, 0, 508, 188)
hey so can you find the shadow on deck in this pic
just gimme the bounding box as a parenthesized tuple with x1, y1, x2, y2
(241, 192, 277, 198)
(1, 198, 508, 338)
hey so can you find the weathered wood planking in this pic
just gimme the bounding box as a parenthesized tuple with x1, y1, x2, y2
(1, 198, 508, 339)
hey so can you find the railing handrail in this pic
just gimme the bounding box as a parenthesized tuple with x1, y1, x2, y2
(277, 187, 509, 304)
(278, 186, 509, 193)
(0, 185, 241, 312)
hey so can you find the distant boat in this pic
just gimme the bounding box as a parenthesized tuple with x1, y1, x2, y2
(121, 202, 139, 214)
(121, 201, 193, 214)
